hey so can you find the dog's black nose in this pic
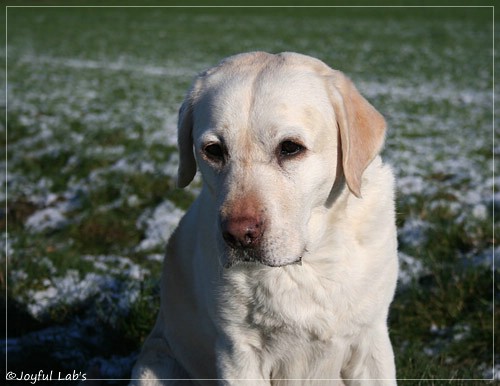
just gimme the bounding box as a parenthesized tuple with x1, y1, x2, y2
(221, 216, 264, 249)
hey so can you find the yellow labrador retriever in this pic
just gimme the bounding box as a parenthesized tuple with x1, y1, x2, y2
(131, 52, 398, 385)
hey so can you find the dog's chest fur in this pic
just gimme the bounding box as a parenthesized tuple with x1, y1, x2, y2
(220, 260, 363, 369)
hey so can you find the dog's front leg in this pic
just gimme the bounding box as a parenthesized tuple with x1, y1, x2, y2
(215, 339, 271, 386)
(131, 328, 193, 386)
(341, 324, 397, 386)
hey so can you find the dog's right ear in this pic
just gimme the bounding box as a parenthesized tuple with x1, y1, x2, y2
(177, 98, 197, 188)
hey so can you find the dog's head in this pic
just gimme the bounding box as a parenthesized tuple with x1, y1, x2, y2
(176, 52, 386, 268)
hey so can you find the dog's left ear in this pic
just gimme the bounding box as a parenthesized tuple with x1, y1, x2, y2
(328, 71, 386, 198)
(177, 97, 197, 188)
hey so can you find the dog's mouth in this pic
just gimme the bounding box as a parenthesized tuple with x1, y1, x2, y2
(223, 250, 303, 269)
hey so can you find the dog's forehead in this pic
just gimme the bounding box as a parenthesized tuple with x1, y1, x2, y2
(204, 61, 327, 101)
(193, 58, 333, 137)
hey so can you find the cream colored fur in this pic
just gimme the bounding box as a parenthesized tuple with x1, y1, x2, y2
(131, 52, 398, 386)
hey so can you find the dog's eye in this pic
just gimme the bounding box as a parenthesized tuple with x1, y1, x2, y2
(279, 140, 305, 157)
(203, 143, 225, 162)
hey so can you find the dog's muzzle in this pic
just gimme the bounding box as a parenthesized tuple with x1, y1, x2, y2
(220, 209, 303, 268)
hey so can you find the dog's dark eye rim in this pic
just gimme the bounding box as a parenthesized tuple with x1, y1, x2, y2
(202, 142, 225, 162)
(279, 140, 306, 157)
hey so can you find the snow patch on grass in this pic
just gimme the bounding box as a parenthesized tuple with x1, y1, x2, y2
(17, 54, 198, 78)
(398, 252, 426, 286)
(19, 255, 150, 320)
(25, 271, 107, 318)
(136, 200, 185, 252)
(398, 217, 431, 248)
(25, 207, 67, 232)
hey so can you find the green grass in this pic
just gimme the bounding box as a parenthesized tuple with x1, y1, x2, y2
(2, 2, 497, 383)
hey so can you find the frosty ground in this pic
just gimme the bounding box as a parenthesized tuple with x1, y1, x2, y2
(3, 5, 498, 383)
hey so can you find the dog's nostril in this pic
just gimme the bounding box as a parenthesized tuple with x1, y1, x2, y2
(222, 231, 237, 246)
(244, 232, 254, 245)
(242, 228, 259, 246)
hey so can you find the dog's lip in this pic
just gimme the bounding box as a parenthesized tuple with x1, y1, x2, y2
(223, 255, 302, 269)
(263, 256, 302, 268)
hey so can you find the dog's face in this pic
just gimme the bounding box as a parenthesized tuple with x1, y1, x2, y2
(176, 52, 386, 268)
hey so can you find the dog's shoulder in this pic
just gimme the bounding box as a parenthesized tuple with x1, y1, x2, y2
(341, 156, 397, 236)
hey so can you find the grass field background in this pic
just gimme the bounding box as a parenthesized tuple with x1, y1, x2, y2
(2, 2, 498, 384)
